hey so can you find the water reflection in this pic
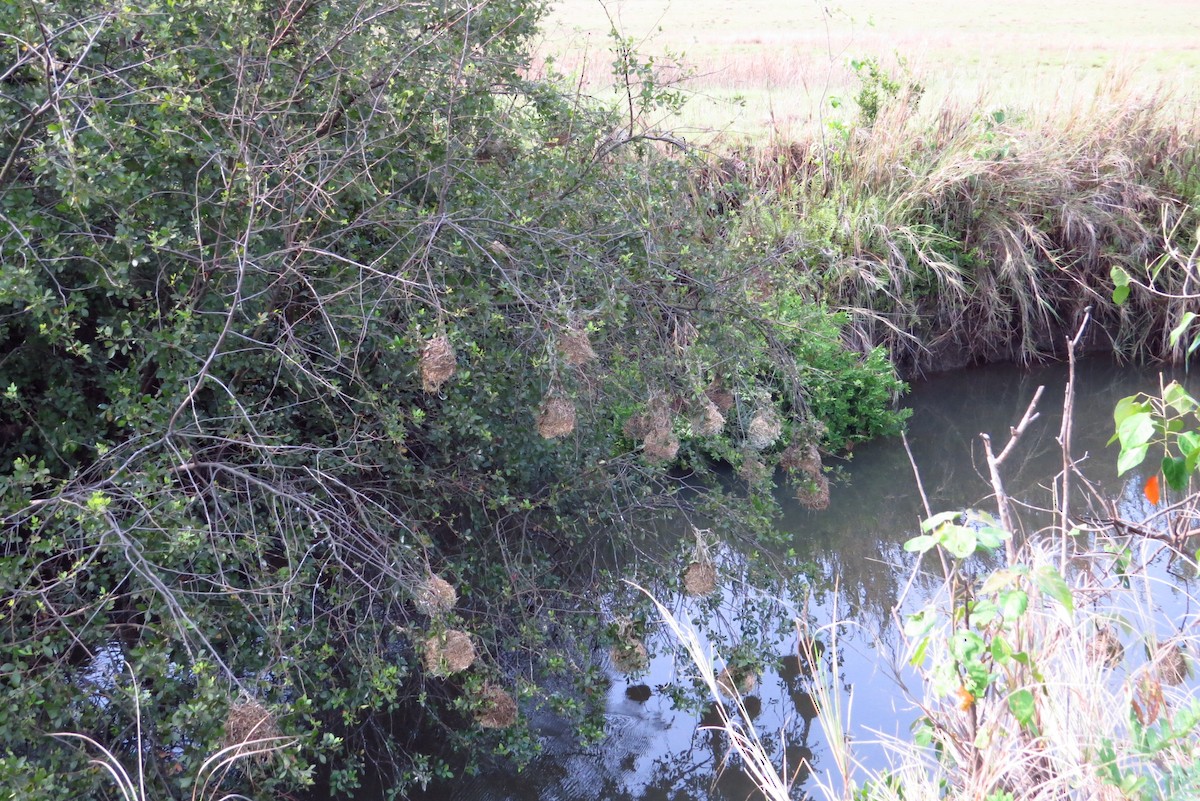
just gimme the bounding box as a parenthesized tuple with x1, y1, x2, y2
(407, 359, 1197, 801)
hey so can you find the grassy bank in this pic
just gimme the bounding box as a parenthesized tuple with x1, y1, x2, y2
(721, 79, 1200, 374)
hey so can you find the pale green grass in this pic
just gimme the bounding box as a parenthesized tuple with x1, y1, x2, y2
(535, 0, 1200, 140)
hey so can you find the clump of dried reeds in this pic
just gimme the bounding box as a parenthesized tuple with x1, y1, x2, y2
(420, 335, 456, 393)
(423, 629, 476, 677)
(537, 394, 576, 438)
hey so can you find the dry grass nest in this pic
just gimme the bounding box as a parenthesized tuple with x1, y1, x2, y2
(745, 408, 782, 451)
(642, 427, 680, 462)
(1153, 640, 1189, 686)
(420, 335, 456, 394)
(559, 327, 596, 366)
(475, 683, 519, 729)
(423, 629, 476, 677)
(414, 573, 457, 617)
(779, 441, 822, 475)
(1086, 626, 1124, 669)
(610, 639, 649, 674)
(705, 382, 735, 412)
(683, 560, 718, 596)
(795, 474, 830, 510)
(537, 394, 576, 439)
(738, 453, 770, 486)
(691, 397, 725, 437)
(223, 698, 282, 762)
(716, 666, 757, 698)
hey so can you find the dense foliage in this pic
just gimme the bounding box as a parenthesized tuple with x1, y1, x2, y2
(0, 0, 906, 797)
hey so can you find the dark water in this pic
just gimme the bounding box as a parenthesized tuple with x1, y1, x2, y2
(404, 358, 1198, 801)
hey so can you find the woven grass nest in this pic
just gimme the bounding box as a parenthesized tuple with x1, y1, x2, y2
(745, 408, 782, 451)
(420, 335, 456, 394)
(683, 560, 717, 596)
(414, 573, 457, 617)
(691, 397, 725, 437)
(795, 474, 830, 510)
(1086, 626, 1124, 669)
(223, 698, 281, 762)
(423, 629, 476, 677)
(559, 327, 596, 366)
(537, 395, 576, 439)
(716, 666, 758, 698)
(475, 683, 518, 729)
(1153, 640, 1189, 686)
(610, 639, 649, 674)
(705, 382, 735, 412)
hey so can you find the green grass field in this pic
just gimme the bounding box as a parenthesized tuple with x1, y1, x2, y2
(535, 0, 1200, 140)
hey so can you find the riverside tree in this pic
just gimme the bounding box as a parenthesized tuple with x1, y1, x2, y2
(0, 0, 906, 796)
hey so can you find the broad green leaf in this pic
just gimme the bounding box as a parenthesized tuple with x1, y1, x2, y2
(1000, 589, 1028, 619)
(950, 630, 986, 663)
(1112, 396, 1151, 427)
(920, 510, 961, 532)
(1162, 455, 1189, 493)
(1034, 566, 1074, 616)
(974, 525, 1010, 551)
(991, 634, 1014, 665)
(1179, 431, 1200, 458)
(1169, 312, 1198, 348)
(1008, 688, 1037, 729)
(1164, 381, 1197, 415)
(1111, 284, 1130, 305)
(903, 534, 937, 554)
(1116, 412, 1155, 450)
(1116, 444, 1149, 476)
(938, 524, 977, 559)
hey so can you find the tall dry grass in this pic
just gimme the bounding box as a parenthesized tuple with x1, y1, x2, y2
(716, 76, 1200, 374)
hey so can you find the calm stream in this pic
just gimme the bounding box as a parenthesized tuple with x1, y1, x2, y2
(401, 358, 1198, 801)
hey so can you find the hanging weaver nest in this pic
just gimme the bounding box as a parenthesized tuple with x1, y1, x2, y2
(537, 394, 576, 439)
(559, 327, 596, 366)
(622, 412, 649, 440)
(690, 397, 725, 437)
(745, 408, 782, 451)
(223, 698, 281, 763)
(475, 683, 518, 729)
(414, 573, 457, 617)
(716, 666, 757, 698)
(642, 428, 680, 462)
(1154, 640, 1189, 686)
(705, 381, 735, 412)
(610, 639, 649, 674)
(683, 560, 718, 596)
(1086, 626, 1124, 669)
(779, 441, 822, 475)
(738, 452, 770, 486)
(794, 474, 830, 510)
(423, 630, 476, 677)
(610, 616, 649, 674)
(420, 335, 456, 393)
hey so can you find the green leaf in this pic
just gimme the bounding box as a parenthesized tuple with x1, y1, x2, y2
(991, 634, 1014, 665)
(1164, 381, 1197, 415)
(1116, 412, 1155, 450)
(974, 525, 1010, 551)
(1169, 311, 1197, 348)
(1033, 566, 1074, 616)
(903, 534, 937, 554)
(1113, 396, 1151, 428)
(920, 510, 961, 532)
(1117, 444, 1149, 476)
(1179, 431, 1200, 458)
(950, 630, 986, 663)
(938, 524, 977, 559)
(1162, 455, 1189, 493)
(1111, 284, 1130, 305)
(1000, 589, 1028, 619)
(1008, 688, 1037, 729)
